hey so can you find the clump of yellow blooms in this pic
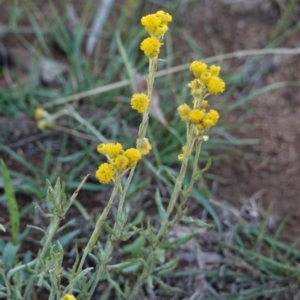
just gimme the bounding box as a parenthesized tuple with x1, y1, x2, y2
(34, 107, 53, 130)
(189, 61, 225, 95)
(131, 93, 150, 113)
(177, 61, 225, 161)
(34, 107, 48, 120)
(62, 295, 76, 300)
(141, 10, 172, 38)
(97, 142, 123, 158)
(140, 10, 172, 58)
(95, 141, 149, 184)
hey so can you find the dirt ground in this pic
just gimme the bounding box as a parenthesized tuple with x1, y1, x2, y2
(1, 0, 300, 245)
(185, 1, 300, 244)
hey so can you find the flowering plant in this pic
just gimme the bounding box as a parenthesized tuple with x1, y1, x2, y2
(3, 10, 225, 300)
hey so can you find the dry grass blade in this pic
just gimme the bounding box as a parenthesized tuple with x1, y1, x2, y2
(85, 0, 114, 56)
(43, 47, 300, 108)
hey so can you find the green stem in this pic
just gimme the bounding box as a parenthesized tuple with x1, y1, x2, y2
(157, 128, 196, 238)
(128, 258, 156, 300)
(175, 138, 203, 220)
(116, 57, 158, 222)
(76, 180, 120, 274)
(115, 166, 135, 223)
(87, 241, 114, 299)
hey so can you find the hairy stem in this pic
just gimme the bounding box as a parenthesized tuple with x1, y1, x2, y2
(76, 181, 120, 274)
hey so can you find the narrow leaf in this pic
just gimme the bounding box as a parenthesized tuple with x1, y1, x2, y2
(181, 216, 213, 228)
(162, 232, 199, 250)
(195, 158, 212, 180)
(155, 189, 166, 221)
(1, 160, 20, 244)
(2, 242, 20, 269)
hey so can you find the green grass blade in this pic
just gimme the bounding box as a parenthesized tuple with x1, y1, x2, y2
(0, 160, 20, 245)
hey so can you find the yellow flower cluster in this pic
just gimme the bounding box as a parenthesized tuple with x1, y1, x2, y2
(95, 142, 143, 184)
(176, 61, 224, 134)
(177, 105, 219, 130)
(190, 61, 225, 95)
(130, 93, 150, 113)
(97, 142, 123, 158)
(34, 107, 53, 130)
(141, 11, 172, 38)
(140, 10, 172, 58)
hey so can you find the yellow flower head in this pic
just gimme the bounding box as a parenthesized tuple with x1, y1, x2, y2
(154, 25, 168, 38)
(113, 155, 129, 171)
(207, 76, 225, 95)
(105, 143, 123, 158)
(155, 10, 172, 25)
(177, 103, 191, 122)
(182, 146, 187, 153)
(97, 143, 123, 158)
(209, 65, 221, 77)
(34, 107, 48, 120)
(141, 11, 171, 38)
(200, 71, 212, 83)
(140, 37, 162, 58)
(124, 148, 141, 167)
(95, 163, 115, 184)
(62, 295, 76, 300)
(141, 14, 160, 35)
(202, 109, 220, 128)
(177, 153, 184, 162)
(206, 109, 219, 121)
(131, 93, 150, 113)
(37, 120, 53, 130)
(202, 118, 215, 128)
(190, 61, 207, 78)
(97, 143, 106, 155)
(189, 109, 205, 124)
(137, 138, 152, 156)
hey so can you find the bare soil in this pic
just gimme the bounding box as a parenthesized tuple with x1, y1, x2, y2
(183, 0, 300, 244)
